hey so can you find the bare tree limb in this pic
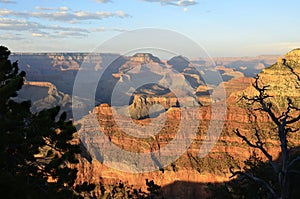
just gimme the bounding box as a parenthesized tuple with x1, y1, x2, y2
(288, 156, 300, 169)
(230, 167, 277, 198)
(242, 76, 281, 126)
(234, 129, 279, 174)
(284, 60, 300, 83)
(233, 67, 300, 199)
(288, 170, 300, 175)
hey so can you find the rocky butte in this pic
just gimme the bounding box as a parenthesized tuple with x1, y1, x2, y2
(14, 80, 72, 115)
(73, 49, 300, 198)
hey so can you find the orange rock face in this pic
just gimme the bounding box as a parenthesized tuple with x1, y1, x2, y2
(74, 50, 300, 198)
(76, 95, 298, 198)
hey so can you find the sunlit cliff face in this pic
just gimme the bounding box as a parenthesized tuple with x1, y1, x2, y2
(73, 49, 300, 198)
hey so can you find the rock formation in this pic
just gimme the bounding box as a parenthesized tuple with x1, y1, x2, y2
(15, 81, 72, 116)
(11, 51, 292, 198)
(74, 49, 300, 198)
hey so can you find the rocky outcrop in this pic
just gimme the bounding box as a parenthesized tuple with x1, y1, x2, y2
(114, 53, 162, 76)
(15, 81, 72, 115)
(75, 49, 300, 198)
(129, 94, 179, 119)
(284, 48, 300, 65)
(236, 48, 300, 110)
(168, 55, 190, 72)
(130, 53, 162, 64)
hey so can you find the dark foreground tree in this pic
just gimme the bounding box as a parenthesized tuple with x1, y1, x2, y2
(230, 73, 300, 199)
(0, 46, 94, 198)
(100, 179, 165, 199)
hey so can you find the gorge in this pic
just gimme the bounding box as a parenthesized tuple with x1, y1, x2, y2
(11, 49, 300, 198)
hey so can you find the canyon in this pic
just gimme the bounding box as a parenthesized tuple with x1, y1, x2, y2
(76, 50, 300, 198)
(12, 50, 300, 198)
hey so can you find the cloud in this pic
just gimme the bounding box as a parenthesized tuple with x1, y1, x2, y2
(91, 27, 127, 32)
(96, 0, 112, 3)
(0, 33, 24, 40)
(0, 18, 127, 39)
(0, 8, 131, 23)
(0, 18, 88, 32)
(56, 31, 88, 37)
(31, 32, 47, 37)
(34, 6, 69, 11)
(0, 0, 16, 4)
(176, 0, 197, 6)
(29, 29, 52, 38)
(0, 18, 40, 31)
(0, 6, 130, 39)
(0, 18, 89, 37)
(141, 0, 197, 7)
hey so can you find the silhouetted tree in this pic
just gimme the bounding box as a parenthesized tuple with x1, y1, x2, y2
(101, 179, 165, 199)
(231, 73, 300, 199)
(0, 46, 94, 198)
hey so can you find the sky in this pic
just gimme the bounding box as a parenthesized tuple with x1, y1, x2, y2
(0, 0, 300, 57)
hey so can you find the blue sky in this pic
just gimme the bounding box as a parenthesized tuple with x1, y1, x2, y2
(0, 0, 299, 56)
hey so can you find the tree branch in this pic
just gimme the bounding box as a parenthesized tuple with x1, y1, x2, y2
(230, 167, 277, 198)
(234, 67, 300, 199)
(243, 76, 281, 126)
(234, 129, 279, 173)
(288, 156, 300, 169)
(285, 60, 300, 83)
(288, 170, 300, 175)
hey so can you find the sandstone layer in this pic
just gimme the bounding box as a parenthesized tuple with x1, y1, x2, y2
(75, 49, 300, 198)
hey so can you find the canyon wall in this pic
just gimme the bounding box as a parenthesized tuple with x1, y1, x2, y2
(74, 49, 300, 198)
(11, 51, 291, 198)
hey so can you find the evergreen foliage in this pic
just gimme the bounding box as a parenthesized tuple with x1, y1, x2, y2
(0, 46, 94, 198)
